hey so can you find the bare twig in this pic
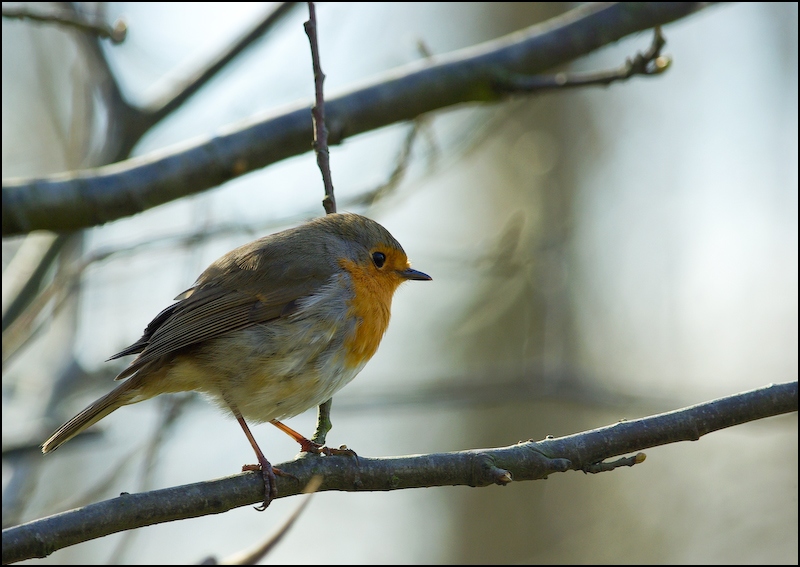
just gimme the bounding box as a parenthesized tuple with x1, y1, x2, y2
(2, 5, 127, 43)
(304, 1, 336, 214)
(583, 452, 647, 473)
(304, 1, 336, 447)
(493, 27, 671, 93)
(311, 398, 333, 446)
(148, 2, 299, 124)
(3, 381, 795, 563)
(1, 234, 69, 332)
(350, 120, 426, 207)
(200, 476, 323, 565)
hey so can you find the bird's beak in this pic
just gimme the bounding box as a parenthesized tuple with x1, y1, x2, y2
(399, 267, 432, 281)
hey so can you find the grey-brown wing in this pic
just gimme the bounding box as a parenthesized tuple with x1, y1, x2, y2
(110, 224, 342, 380)
(112, 279, 322, 381)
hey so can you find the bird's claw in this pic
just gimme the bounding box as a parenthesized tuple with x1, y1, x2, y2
(300, 441, 359, 464)
(242, 459, 278, 511)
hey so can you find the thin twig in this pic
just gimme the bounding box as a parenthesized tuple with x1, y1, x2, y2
(311, 398, 333, 446)
(350, 120, 425, 207)
(148, 2, 298, 124)
(2, 5, 127, 43)
(304, 1, 336, 214)
(1, 234, 69, 332)
(200, 476, 323, 565)
(494, 27, 671, 94)
(304, 1, 337, 449)
(583, 452, 647, 473)
(349, 38, 434, 208)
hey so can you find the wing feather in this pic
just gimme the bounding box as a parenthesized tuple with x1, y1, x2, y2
(111, 228, 338, 380)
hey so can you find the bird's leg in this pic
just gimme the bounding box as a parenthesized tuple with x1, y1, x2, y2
(235, 413, 280, 511)
(270, 418, 357, 460)
(270, 418, 322, 453)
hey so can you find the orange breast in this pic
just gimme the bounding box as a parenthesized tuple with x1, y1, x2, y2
(339, 258, 401, 368)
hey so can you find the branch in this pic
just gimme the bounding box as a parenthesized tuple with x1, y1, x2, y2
(304, 1, 337, 447)
(304, 1, 336, 214)
(493, 26, 671, 93)
(349, 119, 427, 207)
(146, 2, 299, 125)
(2, 2, 715, 236)
(1, 234, 69, 332)
(2, 5, 127, 43)
(3, 381, 795, 563)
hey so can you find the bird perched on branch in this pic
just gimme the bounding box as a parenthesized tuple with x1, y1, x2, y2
(42, 212, 431, 509)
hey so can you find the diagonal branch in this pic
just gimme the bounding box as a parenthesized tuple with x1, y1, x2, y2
(146, 2, 299, 125)
(2, 381, 795, 563)
(2, 2, 715, 236)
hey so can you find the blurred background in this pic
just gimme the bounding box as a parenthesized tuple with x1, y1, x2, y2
(2, 2, 797, 564)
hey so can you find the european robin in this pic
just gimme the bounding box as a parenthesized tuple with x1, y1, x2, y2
(41, 212, 431, 508)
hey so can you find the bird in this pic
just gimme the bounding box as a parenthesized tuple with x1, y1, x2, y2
(41, 212, 431, 508)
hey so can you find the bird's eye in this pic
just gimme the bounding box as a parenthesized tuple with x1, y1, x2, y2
(372, 251, 386, 268)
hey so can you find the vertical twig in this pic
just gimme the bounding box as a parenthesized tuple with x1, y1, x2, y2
(311, 398, 333, 446)
(304, 1, 335, 446)
(304, 1, 336, 215)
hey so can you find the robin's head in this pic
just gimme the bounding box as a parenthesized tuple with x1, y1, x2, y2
(311, 213, 431, 289)
(300, 213, 431, 367)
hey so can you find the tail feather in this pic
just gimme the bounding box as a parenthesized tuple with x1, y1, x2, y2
(41, 379, 143, 453)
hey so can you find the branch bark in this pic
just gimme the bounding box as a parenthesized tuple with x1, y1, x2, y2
(2, 2, 715, 236)
(3, 381, 795, 564)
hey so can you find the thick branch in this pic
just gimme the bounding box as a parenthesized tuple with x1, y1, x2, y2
(3, 381, 795, 563)
(2, 2, 714, 236)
